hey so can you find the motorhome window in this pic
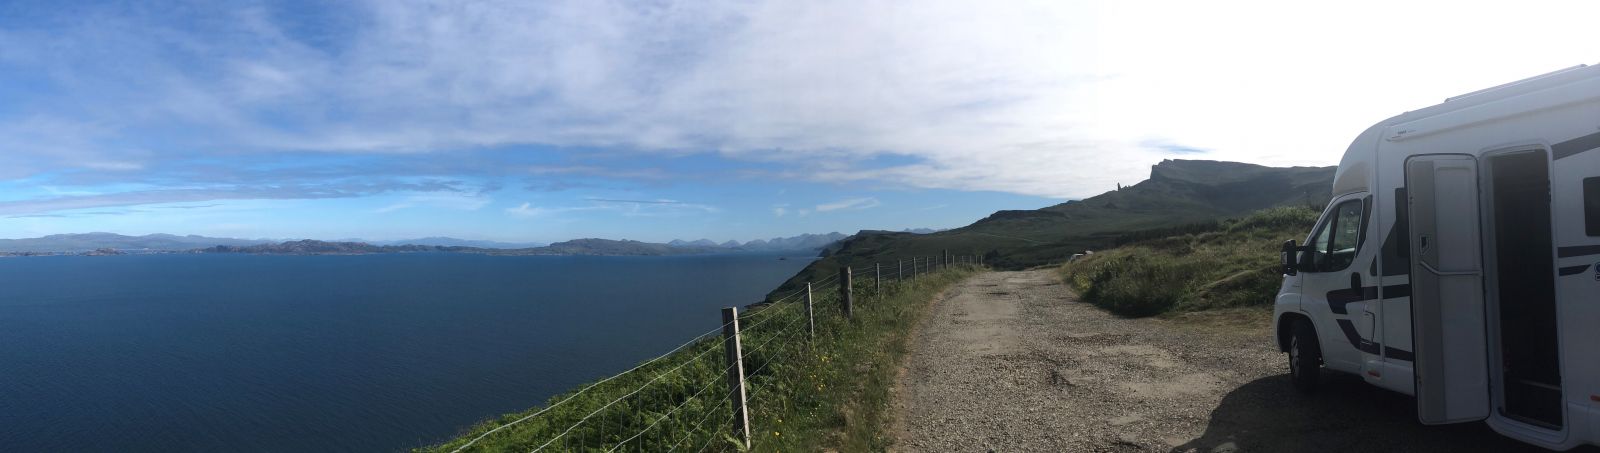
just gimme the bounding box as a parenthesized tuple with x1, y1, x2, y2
(1305, 199, 1362, 272)
(1308, 213, 1334, 271)
(1357, 195, 1372, 249)
(1586, 177, 1600, 236)
(1323, 200, 1363, 271)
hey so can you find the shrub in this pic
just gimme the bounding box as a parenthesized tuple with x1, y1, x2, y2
(1062, 206, 1317, 317)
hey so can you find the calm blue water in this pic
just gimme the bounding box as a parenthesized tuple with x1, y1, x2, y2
(0, 253, 813, 452)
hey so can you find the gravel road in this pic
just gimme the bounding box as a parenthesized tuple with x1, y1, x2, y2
(890, 269, 1575, 452)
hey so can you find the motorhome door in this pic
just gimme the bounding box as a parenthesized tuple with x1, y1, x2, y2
(1406, 155, 1491, 424)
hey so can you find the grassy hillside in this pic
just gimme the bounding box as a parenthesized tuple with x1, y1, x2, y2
(767, 159, 1332, 299)
(422, 266, 978, 452)
(984, 159, 1331, 247)
(1059, 207, 1319, 317)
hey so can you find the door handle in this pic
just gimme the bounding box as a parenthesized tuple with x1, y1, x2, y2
(1419, 261, 1479, 277)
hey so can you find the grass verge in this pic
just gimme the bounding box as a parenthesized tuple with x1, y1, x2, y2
(420, 266, 977, 452)
(1059, 206, 1318, 317)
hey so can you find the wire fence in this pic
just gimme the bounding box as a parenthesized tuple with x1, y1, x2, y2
(440, 253, 989, 452)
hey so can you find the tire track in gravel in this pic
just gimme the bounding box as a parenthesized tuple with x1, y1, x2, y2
(889, 270, 1566, 453)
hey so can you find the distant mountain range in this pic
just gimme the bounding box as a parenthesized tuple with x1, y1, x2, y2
(0, 233, 273, 253)
(536, 238, 714, 256)
(198, 238, 696, 256)
(667, 232, 850, 252)
(203, 238, 764, 256)
(0, 231, 849, 256)
(363, 237, 545, 249)
(201, 240, 467, 255)
(0, 233, 548, 253)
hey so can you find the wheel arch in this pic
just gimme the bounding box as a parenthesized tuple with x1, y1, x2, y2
(1277, 311, 1314, 352)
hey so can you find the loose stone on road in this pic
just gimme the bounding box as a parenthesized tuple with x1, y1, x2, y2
(889, 269, 1554, 452)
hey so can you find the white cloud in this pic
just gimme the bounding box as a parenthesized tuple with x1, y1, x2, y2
(504, 202, 543, 218)
(503, 202, 602, 219)
(8, 0, 1600, 199)
(372, 203, 409, 214)
(588, 198, 720, 216)
(504, 198, 718, 219)
(373, 192, 490, 214)
(815, 197, 881, 212)
(771, 205, 787, 217)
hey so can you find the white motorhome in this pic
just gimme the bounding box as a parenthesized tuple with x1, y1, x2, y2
(1273, 64, 1600, 450)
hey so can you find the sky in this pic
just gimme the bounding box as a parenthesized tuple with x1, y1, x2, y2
(1, 0, 1597, 243)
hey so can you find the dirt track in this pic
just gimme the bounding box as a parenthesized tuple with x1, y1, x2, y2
(889, 269, 1568, 452)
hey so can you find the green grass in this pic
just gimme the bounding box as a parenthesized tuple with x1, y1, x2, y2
(1059, 206, 1319, 317)
(420, 266, 978, 452)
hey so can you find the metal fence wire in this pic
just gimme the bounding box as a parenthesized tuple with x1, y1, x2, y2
(442, 255, 986, 452)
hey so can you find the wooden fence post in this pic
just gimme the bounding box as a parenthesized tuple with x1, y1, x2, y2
(804, 283, 815, 342)
(875, 263, 881, 297)
(897, 260, 903, 281)
(720, 307, 751, 449)
(839, 267, 853, 318)
(943, 250, 950, 267)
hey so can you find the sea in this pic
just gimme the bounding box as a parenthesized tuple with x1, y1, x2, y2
(0, 252, 814, 452)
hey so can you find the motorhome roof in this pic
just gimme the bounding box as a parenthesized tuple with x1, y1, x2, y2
(1444, 64, 1588, 103)
(1378, 62, 1600, 129)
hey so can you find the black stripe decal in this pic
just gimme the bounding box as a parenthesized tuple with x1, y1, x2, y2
(1336, 319, 1381, 354)
(1558, 245, 1600, 258)
(1326, 283, 1409, 315)
(1384, 346, 1415, 362)
(1559, 264, 1592, 276)
(1327, 286, 1379, 315)
(1380, 188, 1411, 276)
(1553, 130, 1600, 160)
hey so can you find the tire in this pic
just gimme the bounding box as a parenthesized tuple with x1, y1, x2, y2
(1288, 318, 1322, 393)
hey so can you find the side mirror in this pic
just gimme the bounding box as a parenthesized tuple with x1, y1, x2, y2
(1281, 239, 1299, 276)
